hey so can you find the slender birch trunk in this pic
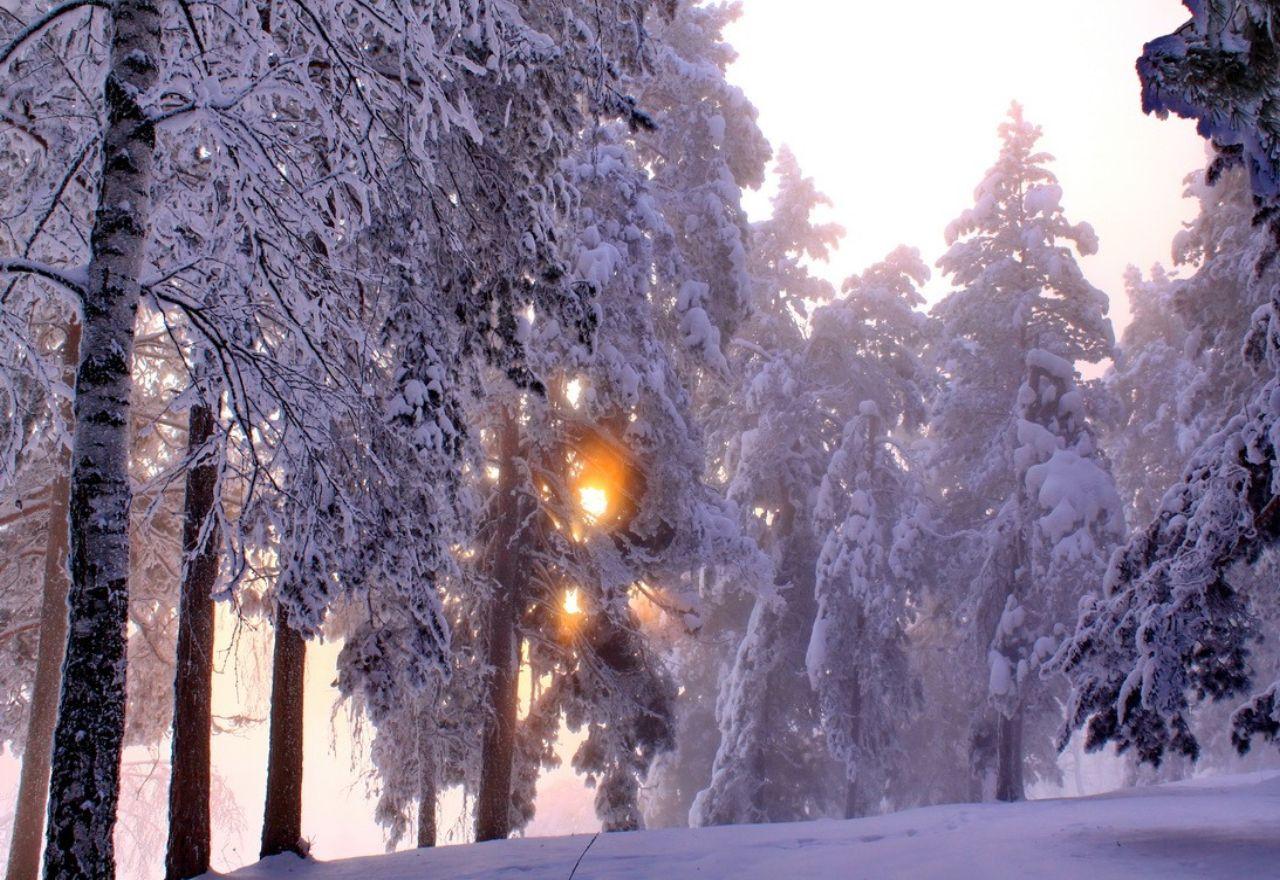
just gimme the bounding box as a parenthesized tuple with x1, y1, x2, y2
(44, 0, 160, 875)
(5, 322, 79, 880)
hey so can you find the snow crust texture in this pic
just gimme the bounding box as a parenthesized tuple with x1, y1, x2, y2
(221, 773, 1280, 880)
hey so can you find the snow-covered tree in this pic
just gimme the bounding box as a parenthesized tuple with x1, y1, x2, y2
(927, 104, 1118, 801)
(1097, 164, 1280, 783)
(1105, 265, 1193, 525)
(466, 111, 767, 838)
(691, 149, 849, 826)
(0, 0, 668, 870)
(634, 0, 771, 375)
(339, 1, 771, 840)
(805, 246, 933, 818)
(634, 0, 773, 828)
(1058, 0, 1280, 768)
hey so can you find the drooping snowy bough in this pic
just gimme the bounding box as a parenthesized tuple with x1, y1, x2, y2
(1057, 0, 1280, 767)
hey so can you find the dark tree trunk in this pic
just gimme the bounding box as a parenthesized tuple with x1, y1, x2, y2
(842, 678, 865, 820)
(758, 501, 820, 821)
(995, 709, 1024, 802)
(165, 401, 220, 880)
(844, 777, 866, 820)
(416, 730, 436, 848)
(6, 323, 79, 880)
(475, 411, 526, 843)
(44, 0, 160, 875)
(260, 609, 306, 858)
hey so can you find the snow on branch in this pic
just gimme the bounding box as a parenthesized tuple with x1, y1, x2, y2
(0, 259, 88, 298)
(0, 0, 109, 70)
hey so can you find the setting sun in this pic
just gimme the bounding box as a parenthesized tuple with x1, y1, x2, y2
(563, 587, 583, 616)
(578, 485, 609, 521)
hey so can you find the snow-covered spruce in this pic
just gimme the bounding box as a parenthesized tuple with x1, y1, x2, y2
(1058, 0, 1280, 768)
(805, 247, 934, 818)
(926, 104, 1118, 801)
(692, 150, 847, 826)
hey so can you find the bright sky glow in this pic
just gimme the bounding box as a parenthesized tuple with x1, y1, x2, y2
(565, 378, 584, 408)
(726, 0, 1207, 331)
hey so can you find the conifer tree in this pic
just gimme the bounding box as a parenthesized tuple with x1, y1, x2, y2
(807, 247, 933, 818)
(692, 150, 847, 826)
(1059, 0, 1280, 766)
(1105, 265, 1192, 525)
(929, 105, 1118, 800)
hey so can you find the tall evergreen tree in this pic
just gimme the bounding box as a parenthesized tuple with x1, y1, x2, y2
(928, 105, 1118, 801)
(634, 0, 774, 829)
(806, 247, 933, 818)
(1105, 265, 1193, 526)
(692, 149, 847, 826)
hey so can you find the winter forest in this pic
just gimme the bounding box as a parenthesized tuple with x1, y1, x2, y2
(3, 0, 1280, 878)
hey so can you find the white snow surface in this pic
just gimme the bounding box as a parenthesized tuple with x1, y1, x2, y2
(216, 772, 1280, 880)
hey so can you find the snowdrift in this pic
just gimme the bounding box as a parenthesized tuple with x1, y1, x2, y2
(219, 772, 1280, 879)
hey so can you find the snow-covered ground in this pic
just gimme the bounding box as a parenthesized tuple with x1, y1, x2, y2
(219, 772, 1280, 879)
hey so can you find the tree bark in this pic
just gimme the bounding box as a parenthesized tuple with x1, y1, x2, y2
(995, 709, 1024, 802)
(260, 608, 306, 858)
(416, 729, 436, 848)
(5, 322, 79, 880)
(759, 500, 820, 822)
(475, 411, 526, 843)
(842, 677, 865, 820)
(43, 1, 160, 875)
(844, 776, 866, 821)
(164, 400, 220, 880)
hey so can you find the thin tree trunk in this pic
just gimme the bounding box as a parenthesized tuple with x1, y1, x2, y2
(416, 729, 436, 849)
(843, 674, 864, 820)
(995, 709, 1024, 802)
(844, 777, 865, 820)
(260, 608, 306, 858)
(44, 1, 160, 875)
(475, 411, 525, 843)
(760, 500, 819, 822)
(5, 322, 79, 880)
(164, 399, 220, 880)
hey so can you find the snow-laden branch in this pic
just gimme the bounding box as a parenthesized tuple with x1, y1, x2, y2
(0, 0, 109, 70)
(0, 259, 88, 297)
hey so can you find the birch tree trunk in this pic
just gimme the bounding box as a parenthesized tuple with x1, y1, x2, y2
(260, 608, 306, 858)
(164, 397, 220, 880)
(44, 0, 160, 875)
(5, 322, 79, 880)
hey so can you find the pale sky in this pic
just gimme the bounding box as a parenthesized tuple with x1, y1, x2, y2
(0, 4, 1210, 879)
(726, 0, 1207, 331)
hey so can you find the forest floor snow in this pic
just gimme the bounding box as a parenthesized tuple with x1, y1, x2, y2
(216, 771, 1280, 879)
